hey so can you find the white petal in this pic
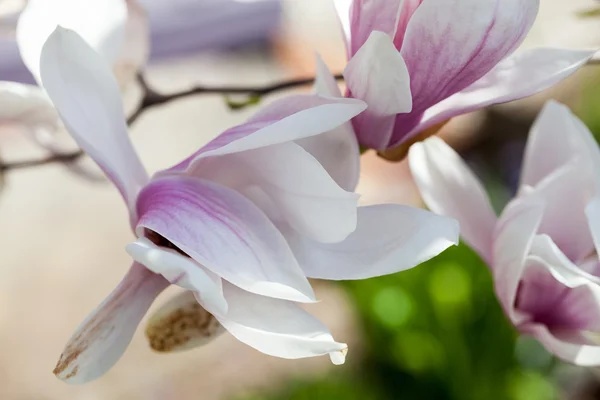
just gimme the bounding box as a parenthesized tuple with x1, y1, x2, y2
(16, 0, 127, 83)
(284, 204, 458, 280)
(409, 137, 496, 262)
(126, 237, 228, 315)
(163, 95, 366, 175)
(344, 30, 412, 150)
(522, 159, 595, 262)
(522, 100, 600, 189)
(586, 198, 600, 259)
(216, 282, 347, 363)
(524, 324, 600, 366)
(493, 197, 545, 320)
(298, 54, 361, 192)
(54, 263, 168, 384)
(40, 27, 148, 216)
(193, 142, 359, 243)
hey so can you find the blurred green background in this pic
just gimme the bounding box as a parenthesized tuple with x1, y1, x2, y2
(233, 71, 600, 400)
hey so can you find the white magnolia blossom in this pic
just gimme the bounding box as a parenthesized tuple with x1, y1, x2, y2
(40, 27, 459, 384)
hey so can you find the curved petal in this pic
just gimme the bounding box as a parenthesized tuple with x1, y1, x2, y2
(523, 159, 595, 262)
(16, 0, 127, 83)
(53, 263, 168, 384)
(145, 291, 226, 353)
(216, 282, 347, 364)
(346, 0, 402, 55)
(297, 54, 360, 192)
(586, 198, 600, 258)
(524, 324, 600, 366)
(284, 204, 458, 280)
(407, 49, 594, 143)
(163, 95, 366, 175)
(344, 31, 412, 150)
(400, 0, 538, 112)
(493, 197, 545, 320)
(126, 237, 228, 315)
(40, 27, 148, 216)
(518, 259, 600, 332)
(136, 176, 315, 303)
(190, 142, 359, 243)
(408, 137, 496, 262)
(529, 235, 600, 287)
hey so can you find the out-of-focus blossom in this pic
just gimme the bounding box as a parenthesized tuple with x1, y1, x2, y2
(40, 27, 459, 384)
(0, 0, 148, 157)
(409, 101, 600, 365)
(334, 0, 597, 152)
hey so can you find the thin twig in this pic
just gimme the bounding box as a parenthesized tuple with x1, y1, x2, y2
(2, 73, 343, 172)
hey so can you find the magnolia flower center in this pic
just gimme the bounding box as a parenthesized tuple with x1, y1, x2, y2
(145, 229, 188, 257)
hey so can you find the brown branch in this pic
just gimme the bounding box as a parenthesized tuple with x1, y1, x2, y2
(1, 73, 343, 172)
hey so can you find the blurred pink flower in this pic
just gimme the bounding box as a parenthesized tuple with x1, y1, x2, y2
(409, 101, 600, 365)
(335, 0, 597, 151)
(40, 28, 459, 383)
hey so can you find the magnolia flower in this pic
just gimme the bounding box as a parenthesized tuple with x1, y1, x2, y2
(0, 0, 148, 156)
(409, 101, 600, 365)
(40, 27, 459, 384)
(334, 0, 597, 152)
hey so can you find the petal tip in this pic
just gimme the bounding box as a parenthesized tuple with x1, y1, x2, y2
(330, 346, 348, 365)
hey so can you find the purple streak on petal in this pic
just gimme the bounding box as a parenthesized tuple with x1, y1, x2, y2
(517, 261, 600, 332)
(136, 176, 315, 302)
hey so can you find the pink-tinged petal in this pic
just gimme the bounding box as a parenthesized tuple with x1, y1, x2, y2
(517, 260, 600, 332)
(401, 0, 538, 112)
(136, 176, 315, 303)
(586, 198, 600, 258)
(523, 325, 600, 366)
(408, 137, 496, 262)
(522, 100, 600, 188)
(113, 0, 149, 88)
(192, 142, 359, 243)
(523, 160, 595, 262)
(493, 197, 545, 320)
(40, 27, 148, 217)
(529, 235, 600, 287)
(344, 31, 412, 150)
(283, 204, 458, 280)
(54, 263, 168, 384)
(297, 54, 360, 192)
(126, 237, 228, 315)
(162, 94, 366, 175)
(16, 0, 127, 83)
(346, 0, 402, 55)
(405, 49, 594, 144)
(216, 282, 347, 364)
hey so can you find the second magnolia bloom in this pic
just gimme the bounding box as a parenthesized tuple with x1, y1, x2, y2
(40, 27, 459, 384)
(335, 0, 596, 151)
(409, 101, 600, 365)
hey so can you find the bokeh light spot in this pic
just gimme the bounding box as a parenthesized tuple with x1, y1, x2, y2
(372, 286, 413, 328)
